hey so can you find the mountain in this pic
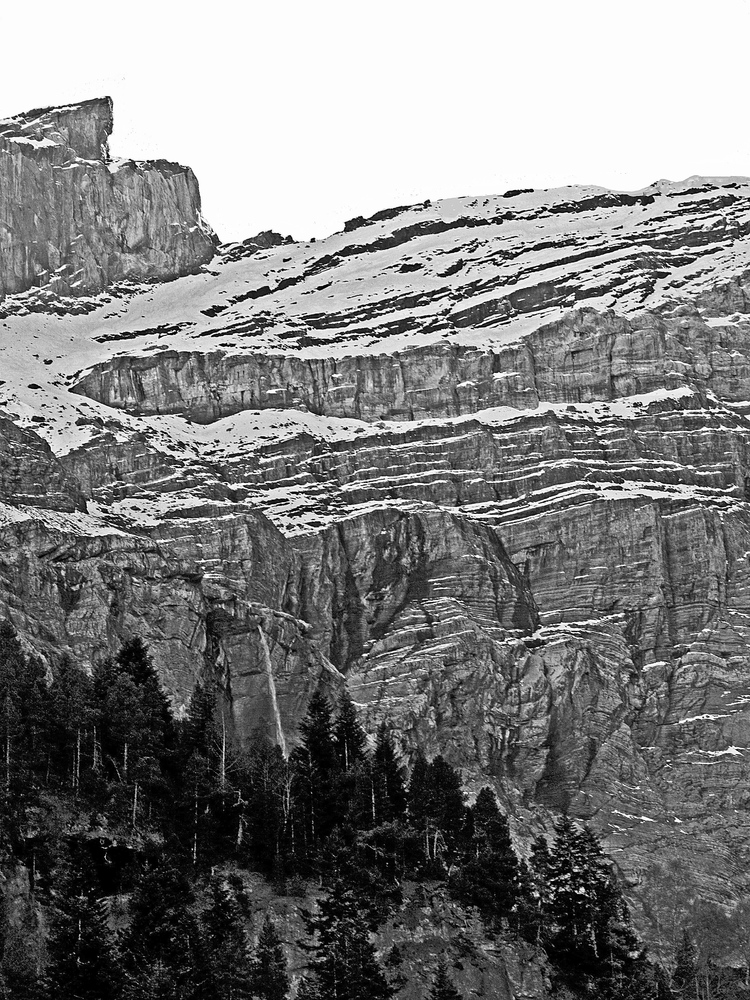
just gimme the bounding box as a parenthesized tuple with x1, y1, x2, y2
(2, 97, 750, 937)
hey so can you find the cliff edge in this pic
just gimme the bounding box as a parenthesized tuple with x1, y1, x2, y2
(0, 96, 217, 300)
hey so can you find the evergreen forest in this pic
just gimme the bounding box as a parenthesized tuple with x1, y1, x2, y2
(0, 622, 735, 999)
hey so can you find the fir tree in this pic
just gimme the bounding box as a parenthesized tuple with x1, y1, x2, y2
(45, 858, 122, 1000)
(672, 928, 698, 999)
(301, 877, 394, 1000)
(372, 724, 406, 825)
(406, 748, 430, 828)
(334, 692, 367, 773)
(292, 692, 342, 849)
(544, 818, 638, 981)
(246, 734, 288, 874)
(449, 788, 522, 927)
(250, 912, 290, 1000)
(50, 655, 96, 792)
(16, 648, 52, 784)
(115, 637, 175, 759)
(425, 757, 465, 850)
(121, 858, 201, 999)
(428, 958, 462, 1000)
(202, 877, 253, 1000)
(0, 621, 26, 794)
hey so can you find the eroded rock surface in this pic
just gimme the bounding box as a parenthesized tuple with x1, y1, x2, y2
(4, 98, 750, 947)
(0, 97, 217, 301)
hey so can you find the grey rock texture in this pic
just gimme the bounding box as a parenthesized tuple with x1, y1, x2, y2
(0, 97, 217, 300)
(5, 107, 750, 944)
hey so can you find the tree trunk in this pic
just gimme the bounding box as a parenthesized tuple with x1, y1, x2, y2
(220, 712, 227, 791)
(74, 725, 81, 791)
(192, 787, 198, 866)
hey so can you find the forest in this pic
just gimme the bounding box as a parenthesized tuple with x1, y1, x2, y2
(0, 621, 735, 999)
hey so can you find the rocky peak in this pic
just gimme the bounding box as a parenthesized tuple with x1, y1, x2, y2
(5, 103, 750, 949)
(0, 96, 218, 301)
(0, 96, 114, 160)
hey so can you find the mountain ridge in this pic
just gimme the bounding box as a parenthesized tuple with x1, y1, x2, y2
(3, 98, 750, 949)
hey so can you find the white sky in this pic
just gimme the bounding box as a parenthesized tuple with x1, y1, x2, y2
(2, 0, 749, 243)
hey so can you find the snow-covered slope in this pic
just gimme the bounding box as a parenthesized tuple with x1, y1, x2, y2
(7, 98, 750, 942)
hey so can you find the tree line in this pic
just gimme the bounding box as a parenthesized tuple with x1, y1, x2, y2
(0, 623, 707, 998)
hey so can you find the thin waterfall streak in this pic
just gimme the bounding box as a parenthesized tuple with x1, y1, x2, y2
(258, 626, 287, 757)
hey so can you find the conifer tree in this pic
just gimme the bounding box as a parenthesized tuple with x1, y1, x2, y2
(522, 834, 553, 943)
(181, 681, 218, 762)
(17, 649, 52, 784)
(672, 929, 698, 999)
(121, 858, 201, 999)
(202, 877, 253, 1000)
(246, 734, 288, 873)
(292, 692, 341, 849)
(46, 858, 122, 1000)
(50, 655, 96, 791)
(428, 958, 462, 1000)
(449, 787, 522, 926)
(406, 749, 431, 828)
(250, 912, 290, 1000)
(334, 692, 367, 773)
(301, 877, 394, 1000)
(372, 724, 406, 824)
(116, 637, 175, 758)
(425, 757, 465, 851)
(0, 621, 26, 794)
(544, 817, 637, 980)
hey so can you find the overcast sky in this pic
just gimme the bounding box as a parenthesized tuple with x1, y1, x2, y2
(2, 1, 749, 243)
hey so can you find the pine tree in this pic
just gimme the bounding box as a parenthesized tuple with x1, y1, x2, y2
(246, 734, 288, 873)
(292, 692, 341, 849)
(372, 724, 406, 825)
(543, 817, 638, 981)
(16, 649, 52, 784)
(0, 621, 26, 794)
(121, 858, 201, 999)
(301, 877, 394, 1000)
(428, 958, 462, 1000)
(46, 858, 122, 1000)
(202, 877, 253, 1000)
(251, 912, 289, 1000)
(672, 928, 698, 999)
(406, 748, 430, 828)
(521, 834, 553, 943)
(449, 788, 522, 927)
(334, 692, 367, 773)
(50, 655, 96, 791)
(116, 637, 175, 760)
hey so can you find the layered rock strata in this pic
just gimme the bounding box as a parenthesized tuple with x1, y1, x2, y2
(0, 97, 217, 301)
(6, 97, 750, 943)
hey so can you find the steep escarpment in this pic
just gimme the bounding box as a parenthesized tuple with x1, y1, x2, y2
(0, 97, 217, 301)
(5, 102, 750, 951)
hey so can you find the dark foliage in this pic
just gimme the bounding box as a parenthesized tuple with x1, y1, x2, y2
(0, 622, 672, 1000)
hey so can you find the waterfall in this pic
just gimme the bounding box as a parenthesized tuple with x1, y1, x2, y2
(258, 626, 287, 757)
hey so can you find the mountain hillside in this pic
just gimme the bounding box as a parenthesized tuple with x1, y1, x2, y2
(2, 98, 750, 944)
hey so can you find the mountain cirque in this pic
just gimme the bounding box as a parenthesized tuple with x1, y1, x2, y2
(3, 97, 750, 939)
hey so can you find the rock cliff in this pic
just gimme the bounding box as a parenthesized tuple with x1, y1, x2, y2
(4, 96, 750, 951)
(0, 97, 217, 301)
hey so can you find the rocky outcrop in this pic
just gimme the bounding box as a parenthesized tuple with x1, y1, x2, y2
(0, 97, 217, 301)
(7, 115, 750, 951)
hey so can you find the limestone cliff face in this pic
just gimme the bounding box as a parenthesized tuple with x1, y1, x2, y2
(6, 100, 750, 948)
(0, 97, 217, 301)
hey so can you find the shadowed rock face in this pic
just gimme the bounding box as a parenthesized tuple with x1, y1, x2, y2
(6, 102, 750, 943)
(0, 97, 217, 300)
